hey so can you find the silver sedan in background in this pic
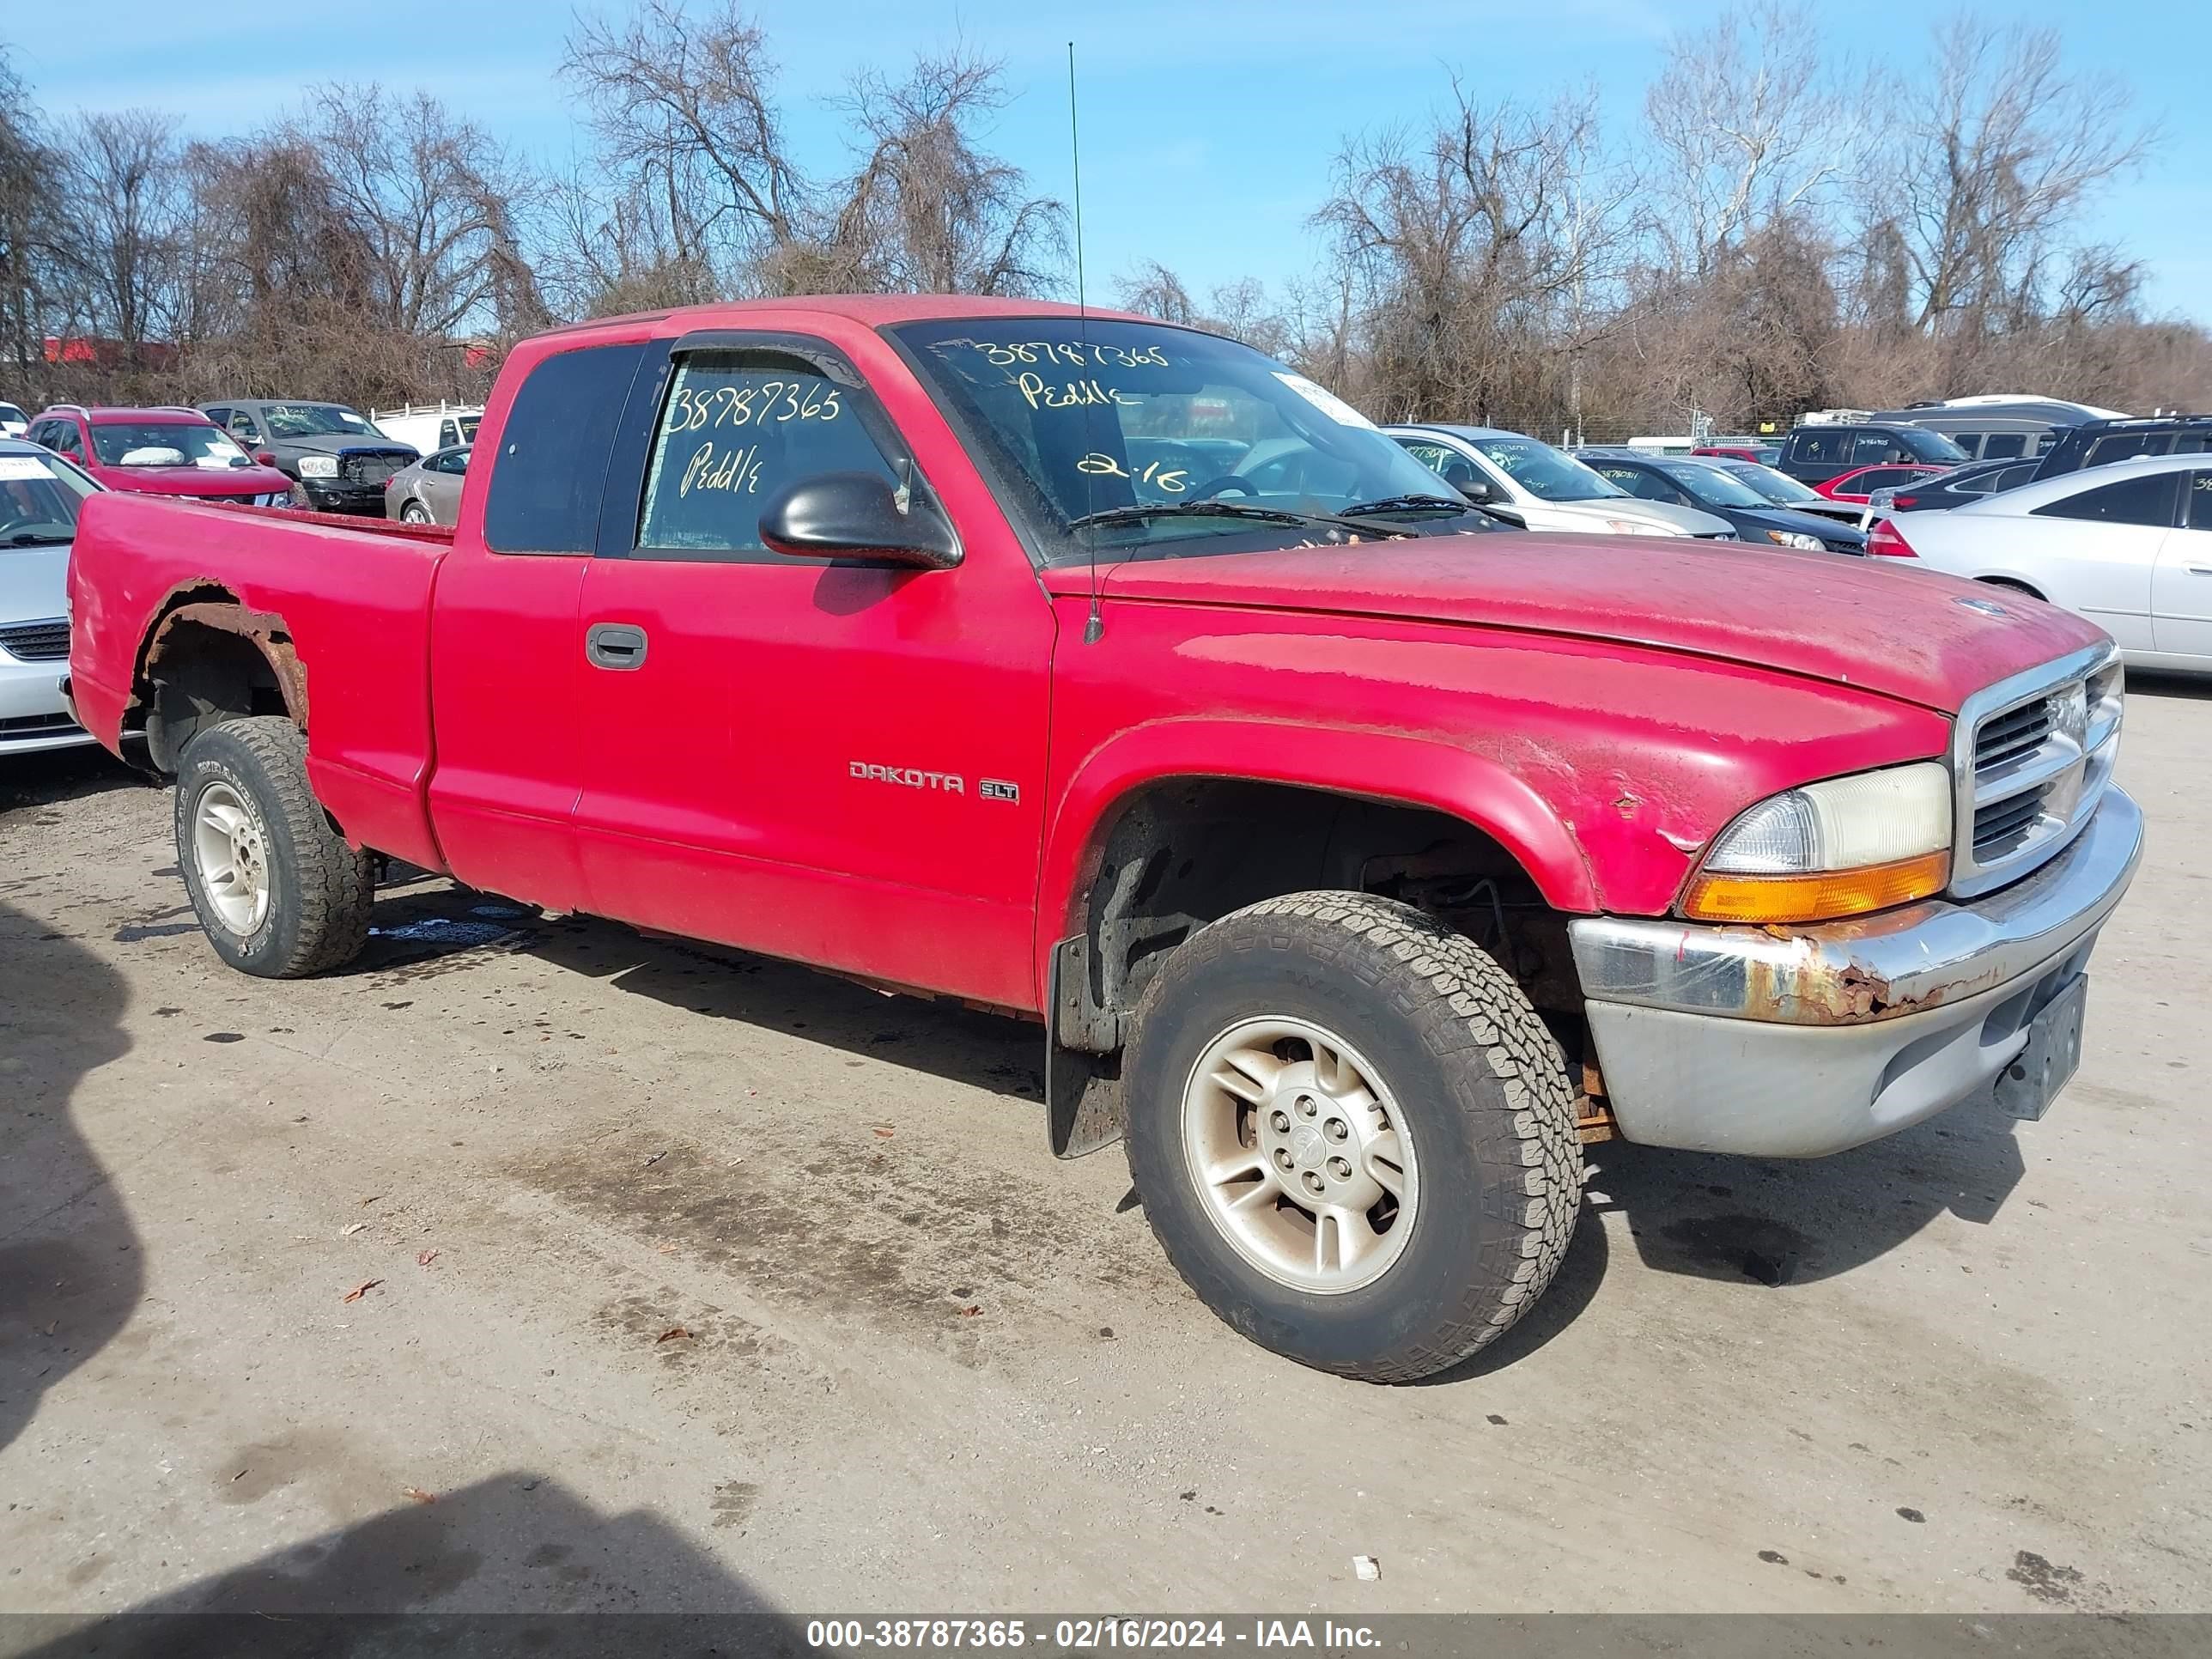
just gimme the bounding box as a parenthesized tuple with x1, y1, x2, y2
(383, 443, 470, 526)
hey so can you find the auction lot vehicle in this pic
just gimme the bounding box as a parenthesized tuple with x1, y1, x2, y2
(2030, 414, 2212, 482)
(67, 296, 2143, 1381)
(1869, 453, 2212, 673)
(199, 399, 420, 515)
(1578, 451, 1865, 554)
(1711, 458, 1867, 527)
(1, 437, 100, 754)
(1778, 420, 1969, 485)
(0, 401, 28, 438)
(26, 405, 297, 507)
(1388, 424, 1740, 539)
(383, 444, 471, 526)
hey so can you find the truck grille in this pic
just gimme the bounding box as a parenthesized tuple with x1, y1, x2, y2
(1950, 647, 2123, 899)
(0, 617, 70, 661)
(342, 450, 411, 487)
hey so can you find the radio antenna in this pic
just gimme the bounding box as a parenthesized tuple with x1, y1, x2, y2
(1070, 40, 1104, 645)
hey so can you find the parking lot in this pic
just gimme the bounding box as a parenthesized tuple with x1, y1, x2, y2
(1, 678, 2207, 1620)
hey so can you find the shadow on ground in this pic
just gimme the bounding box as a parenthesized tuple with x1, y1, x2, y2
(11, 1475, 809, 1657)
(1586, 1092, 2028, 1290)
(0, 746, 148, 818)
(0, 901, 137, 1455)
(320, 875, 2034, 1369)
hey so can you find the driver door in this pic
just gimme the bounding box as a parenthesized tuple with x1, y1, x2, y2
(568, 330, 1055, 1010)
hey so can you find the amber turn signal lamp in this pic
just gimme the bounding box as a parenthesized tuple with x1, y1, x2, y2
(1680, 849, 1952, 926)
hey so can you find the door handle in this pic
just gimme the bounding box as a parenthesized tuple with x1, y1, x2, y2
(2188, 565, 2212, 577)
(585, 622, 648, 671)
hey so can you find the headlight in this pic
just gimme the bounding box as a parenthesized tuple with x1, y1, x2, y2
(1680, 761, 1952, 924)
(297, 455, 338, 477)
(1601, 518, 1682, 537)
(1765, 529, 1826, 551)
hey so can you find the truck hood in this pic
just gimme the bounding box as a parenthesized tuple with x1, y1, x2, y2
(1060, 533, 2103, 714)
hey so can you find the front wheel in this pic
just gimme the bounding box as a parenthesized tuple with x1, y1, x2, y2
(1123, 892, 1582, 1382)
(175, 717, 373, 977)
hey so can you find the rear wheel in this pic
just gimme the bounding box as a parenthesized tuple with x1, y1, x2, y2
(174, 717, 373, 977)
(401, 501, 431, 525)
(1123, 891, 1582, 1382)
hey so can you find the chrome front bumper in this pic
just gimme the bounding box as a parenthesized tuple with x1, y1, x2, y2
(1568, 787, 2143, 1157)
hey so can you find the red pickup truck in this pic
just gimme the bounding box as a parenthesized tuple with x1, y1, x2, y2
(65, 296, 2142, 1381)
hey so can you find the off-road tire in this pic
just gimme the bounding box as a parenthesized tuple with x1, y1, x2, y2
(174, 717, 373, 977)
(1123, 891, 1582, 1382)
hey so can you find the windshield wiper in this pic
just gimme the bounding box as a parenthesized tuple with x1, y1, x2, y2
(1066, 500, 1414, 540)
(1343, 492, 1522, 528)
(4, 531, 72, 547)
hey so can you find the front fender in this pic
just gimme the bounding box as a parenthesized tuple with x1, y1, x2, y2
(1033, 716, 1601, 1004)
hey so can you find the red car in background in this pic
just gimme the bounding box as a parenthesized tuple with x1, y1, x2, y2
(1814, 462, 1951, 505)
(24, 404, 297, 507)
(1692, 442, 1781, 465)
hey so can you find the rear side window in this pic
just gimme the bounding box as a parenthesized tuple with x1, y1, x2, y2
(1791, 429, 1846, 465)
(2191, 472, 2212, 532)
(1980, 433, 2027, 459)
(2084, 431, 2168, 468)
(483, 342, 648, 553)
(2033, 471, 2179, 527)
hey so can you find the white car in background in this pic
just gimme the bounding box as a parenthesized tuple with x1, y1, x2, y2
(0, 401, 29, 438)
(1386, 423, 1739, 540)
(0, 438, 101, 754)
(1869, 452, 2212, 672)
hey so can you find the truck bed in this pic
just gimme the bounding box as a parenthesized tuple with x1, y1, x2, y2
(68, 492, 454, 872)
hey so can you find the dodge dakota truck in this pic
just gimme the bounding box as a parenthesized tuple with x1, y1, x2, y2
(65, 296, 2143, 1382)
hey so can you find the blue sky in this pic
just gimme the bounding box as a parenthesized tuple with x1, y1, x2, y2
(7, 0, 2207, 319)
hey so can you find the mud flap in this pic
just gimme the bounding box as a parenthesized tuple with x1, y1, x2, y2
(1047, 937, 1126, 1158)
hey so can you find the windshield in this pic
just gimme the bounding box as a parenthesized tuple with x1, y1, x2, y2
(0, 404, 27, 425)
(1897, 427, 1968, 463)
(891, 317, 1467, 562)
(1728, 462, 1823, 505)
(89, 422, 253, 469)
(259, 403, 386, 440)
(1464, 435, 1625, 502)
(0, 451, 94, 545)
(1659, 461, 1770, 508)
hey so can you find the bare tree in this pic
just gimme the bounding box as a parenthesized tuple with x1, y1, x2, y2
(58, 111, 191, 358)
(1315, 85, 1625, 422)
(562, 0, 804, 294)
(0, 47, 67, 392)
(817, 48, 1062, 296)
(1644, 1, 1856, 276)
(1873, 17, 2154, 335)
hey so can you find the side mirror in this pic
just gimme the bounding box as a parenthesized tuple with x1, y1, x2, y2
(253, 450, 276, 466)
(1455, 477, 1495, 505)
(757, 471, 961, 570)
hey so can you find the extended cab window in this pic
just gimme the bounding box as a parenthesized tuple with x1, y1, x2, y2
(2033, 471, 2179, 527)
(483, 342, 648, 554)
(635, 349, 896, 556)
(2191, 471, 2212, 532)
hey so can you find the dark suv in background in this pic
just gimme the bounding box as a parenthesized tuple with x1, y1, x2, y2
(1775, 421, 1967, 486)
(2029, 415, 2212, 482)
(199, 399, 420, 516)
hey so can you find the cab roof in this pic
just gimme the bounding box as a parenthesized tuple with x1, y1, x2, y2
(537, 293, 1152, 339)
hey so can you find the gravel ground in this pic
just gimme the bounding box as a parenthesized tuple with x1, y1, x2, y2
(0, 678, 2207, 1619)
